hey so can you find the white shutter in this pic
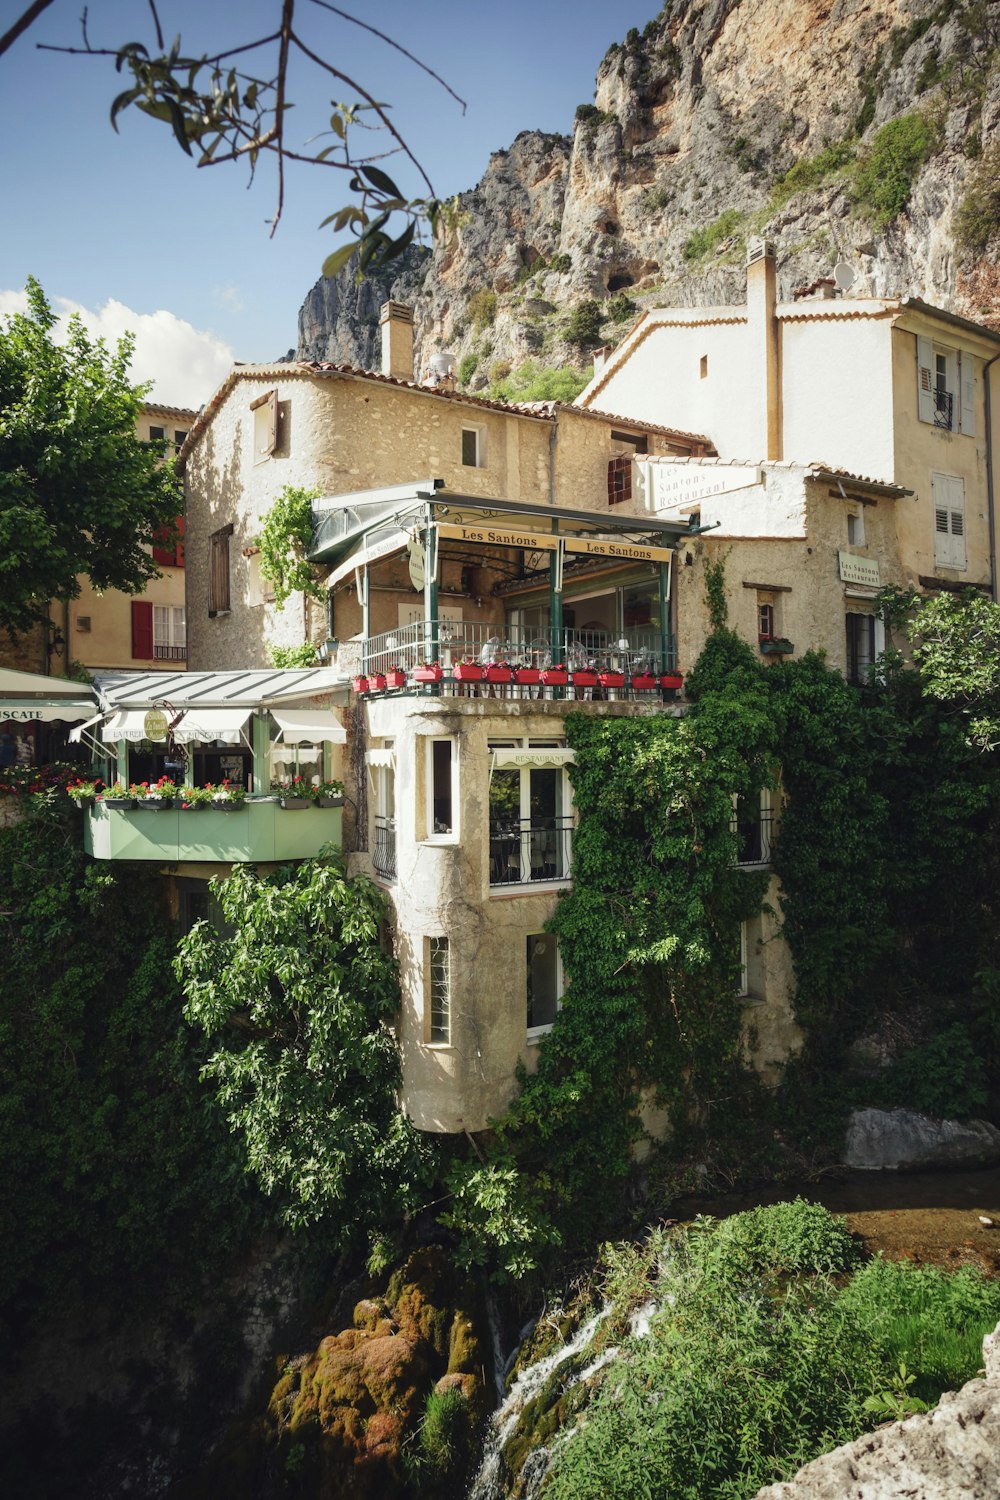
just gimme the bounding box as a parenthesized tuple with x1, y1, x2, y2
(917, 336, 935, 425)
(959, 351, 976, 436)
(932, 473, 966, 570)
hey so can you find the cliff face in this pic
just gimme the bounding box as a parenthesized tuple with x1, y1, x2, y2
(296, 0, 1000, 388)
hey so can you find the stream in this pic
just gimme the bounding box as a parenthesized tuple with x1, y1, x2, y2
(466, 1167, 1000, 1499)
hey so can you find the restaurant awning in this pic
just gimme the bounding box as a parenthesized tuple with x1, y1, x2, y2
(172, 708, 251, 745)
(271, 708, 347, 744)
(365, 748, 395, 768)
(491, 748, 575, 769)
(0, 666, 97, 723)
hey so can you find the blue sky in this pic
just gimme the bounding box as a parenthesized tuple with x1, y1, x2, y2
(0, 0, 662, 403)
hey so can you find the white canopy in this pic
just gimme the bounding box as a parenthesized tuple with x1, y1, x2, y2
(271, 708, 347, 744)
(173, 708, 250, 745)
(1, 700, 95, 724)
(101, 709, 166, 743)
(365, 748, 395, 768)
(490, 748, 575, 769)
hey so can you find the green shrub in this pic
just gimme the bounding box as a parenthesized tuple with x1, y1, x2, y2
(874, 1023, 987, 1118)
(413, 1386, 473, 1480)
(955, 141, 1000, 254)
(851, 111, 940, 227)
(467, 288, 497, 331)
(770, 140, 856, 207)
(682, 208, 745, 262)
(549, 252, 572, 274)
(457, 353, 478, 386)
(488, 359, 591, 404)
(267, 640, 319, 668)
(701, 1199, 861, 1278)
(606, 292, 637, 322)
(565, 300, 605, 348)
(575, 104, 614, 130)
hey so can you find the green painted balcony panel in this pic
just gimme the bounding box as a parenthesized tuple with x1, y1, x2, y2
(83, 802, 342, 863)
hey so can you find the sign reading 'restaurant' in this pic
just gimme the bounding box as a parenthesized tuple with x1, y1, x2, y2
(637, 462, 762, 510)
(838, 551, 880, 588)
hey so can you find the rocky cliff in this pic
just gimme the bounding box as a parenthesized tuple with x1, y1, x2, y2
(296, 0, 1000, 391)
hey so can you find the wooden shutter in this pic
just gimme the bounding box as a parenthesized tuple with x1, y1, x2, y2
(131, 600, 154, 659)
(917, 336, 935, 425)
(208, 525, 233, 615)
(959, 352, 976, 436)
(151, 526, 176, 567)
(932, 473, 966, 570)
(175, 515, 185, 568)
(250, 389, 278, 461)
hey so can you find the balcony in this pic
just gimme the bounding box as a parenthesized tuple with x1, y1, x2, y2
(933, 389, 955, 431)
(153, 644, 187, 661)
(373, 815, 397, 881)
(489, 817, 574, 886)
(83, 799, 342, 864)
(359, 620, 679, 702)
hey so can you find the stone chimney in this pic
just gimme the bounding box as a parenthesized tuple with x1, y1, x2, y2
(380, 301, 414, 382)
(746, 238, 780, 461)
(592, 344, 613, 377)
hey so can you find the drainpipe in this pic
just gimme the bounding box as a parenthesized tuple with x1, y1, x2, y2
(985, 352, 999, 603)
(548, 414, 558, 506)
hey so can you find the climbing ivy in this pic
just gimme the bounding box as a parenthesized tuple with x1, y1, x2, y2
(256, 484, 324, 607)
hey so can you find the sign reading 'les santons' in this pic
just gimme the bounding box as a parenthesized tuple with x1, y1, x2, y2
(562, 536, 674, 564)
(436, 522, 559, 550)
(838, 552, 880, 588)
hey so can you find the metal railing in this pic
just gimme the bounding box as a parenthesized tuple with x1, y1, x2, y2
(489, 816, 574, 885)
(363, 619, 676, 679)
(933, 389, 954, 430)
(154, 644, 187, 660)
(373, 815, 397, 881)
(732, 805, 773, 866)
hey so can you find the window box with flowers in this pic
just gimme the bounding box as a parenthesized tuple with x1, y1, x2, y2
(413, 662, 443, 684)
(271, 774, 313, 809)
(101, 781, 136, 809)
(453, 661, 483, 683)
(67, 777, 104, 808)
(207, 781, 246, 810)
(352, 674, 370, 694)
(540, 665, 569, 686)
(631, 673, 659, 692)
(368, 672, 388, 692)
(598, 670, 625, 689)
(570, 669, 598, 689)
(515, 666, 541, 686)
(660, 672, 684, 692)
(759, 638, 794, 656)
(313, 778, 345, 808)
(385, 667, 406, 689)
(132, 776, 177, 809)
(179, 784, 212, 809)
(484, 663, 512, 685)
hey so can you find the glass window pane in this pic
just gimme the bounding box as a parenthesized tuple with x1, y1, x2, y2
(527, 934, 559, 1030)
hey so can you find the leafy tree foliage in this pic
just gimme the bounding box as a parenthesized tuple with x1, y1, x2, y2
(0, 279, 181, 634)
(177, 859, 437, 1241)
(256, 483, 323, 606)
(488, 360, 592, 404)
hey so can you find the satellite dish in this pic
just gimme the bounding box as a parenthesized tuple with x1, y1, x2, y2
(428, 350, 457, 376)
(834, 261, 857, 292)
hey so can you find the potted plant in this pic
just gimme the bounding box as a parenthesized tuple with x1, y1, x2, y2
(66, 777, 103, 808)
(134, 775, 176, 809)
(660, 671, 684, 691)
(178, 784, 211, 810)
(514, 665, 540, 685)
(631, 672, 659, 692)
(271, 774, 313, 809)
(570, 669, 598, 689)
(207, 780, 246, 810)
(385, 664, 406, 689)
(540, 663, 569, 686)
(598, 669, 625, 688)
(484, 662, 512, 684)
(101, 780, 136, 809)
(453, 659, 482, 683)
(312, 777, 344, 808)
(413, 661, 443, 684)
(351, 673, 370, 694)
(368, 672, 388, 692)
(759, 637, 794, 656)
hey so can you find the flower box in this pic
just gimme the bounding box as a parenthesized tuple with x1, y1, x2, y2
(540, 668, 569, 686)
(103, 797, 136, 810)
(413, 663, 443, 683)
(453, 663, 482, 682)
(134, 796, 174, 811)
(351, 675, 369, 694)
(485, 665, 512, 684)
(280, 796, 312, 810)
(368, 672, 388, 692)
(660, 672, 684, 691)
(212, 797, 246, 811)
(598, 671, 625, 689)
(515, 667, 540, 685)
(385, 669, 406, 689)
(571, 670, 598, 688)
(759, 638, 794, 656)
(631, 673, 659, 692)
(317, 794, 344, 809)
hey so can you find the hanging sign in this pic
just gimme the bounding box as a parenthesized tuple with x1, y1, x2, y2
(838, 552, 880, 588)
(562, 536, 675, 564)
(143, 708, 169, 741)
(407, 539, 426, 591)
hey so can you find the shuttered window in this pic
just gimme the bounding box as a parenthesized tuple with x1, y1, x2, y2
(917, 337, 974, 434)
(250, 389, 278, 463)
(153, 605, 186, 660)
(131, 600, 154, 659)
(152, 516, 186, 568)
(208, 524, 233, 615)
(932, 472, 966, 570)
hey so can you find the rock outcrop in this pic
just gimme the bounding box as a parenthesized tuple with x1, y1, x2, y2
(754, 1320, 1000, 1499)
(844, 1108, 1000, 1171)
(296, 0, 1000, 383)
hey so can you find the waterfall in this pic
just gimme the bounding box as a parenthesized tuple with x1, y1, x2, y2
(467, 1306, 613, 1500)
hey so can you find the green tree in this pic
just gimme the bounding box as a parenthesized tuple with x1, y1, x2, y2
(177, 858, 437, 1240)
(565, 300, 605, 349)
(0, 279, 182, 634)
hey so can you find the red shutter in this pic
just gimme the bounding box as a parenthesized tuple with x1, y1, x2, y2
(131, 601, 154, 659)
(175, 515, 185, 568)
(151, 527, 175, 566)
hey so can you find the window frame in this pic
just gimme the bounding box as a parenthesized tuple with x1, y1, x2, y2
(461, 424, 486, 469)
(250, 388, 278, 464)
(426, 935, 451, 1045)
(208, 523, 234, 617)
(526, 931, 563, 1040)
(422, 735, 460, 844)
(153, 603, 186, 659)
(932, 471, 967, 572)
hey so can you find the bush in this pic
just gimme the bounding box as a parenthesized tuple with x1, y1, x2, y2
(873, 1023, 988, 1118)
(702, 1198, 861, 1277)
(457, 353, 478, 386)
(851, 111, 940, 228)
(488, 359, 591, 404)
(682, 209, 745, 262)
(565, 299, 604, 348)
(956, 141, 1000, 255)
(549, 252, 572, 274)
(412, 1386, 474, 1481)
(770, 140, 856, 207)
(606, 292, 637, 322)
(466, 288, 497, 331)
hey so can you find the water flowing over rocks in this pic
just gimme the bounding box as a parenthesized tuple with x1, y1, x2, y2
(295, 1, 1000, 378)
(844, 1108, 1000, 1172)
(753, 1320, 1000, 1500)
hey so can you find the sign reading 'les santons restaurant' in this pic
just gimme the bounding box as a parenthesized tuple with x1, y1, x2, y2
(838, 552, 880, 588)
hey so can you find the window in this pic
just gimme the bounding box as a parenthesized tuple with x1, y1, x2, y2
(527, 933, 561, 1036)
(731, 789, 772, 866)
(607, 431, 647, 506)
(147, 424, 166, 444)
(932, 472, 967, 571)
(208, 524, 233, 616)
(758, 601, 775, 642)
(131, 600, 154, 660)
(250, 388, 278, 463)
(153, 605, 186, 660)
(423, 737, 457, 840)
(846, 612, 877, 685)
(847, 510, 866, 547)
(461, 426, 486, 468)
(917, 339, 975, 435)
(247, 552, 276, 606)
(427, 937, 450, 1044)
(699, 354, 708, 379)
(152, 516, 185, 568)
(735, 918, 765, 1002)
(173, 429, 188, 450)
(489, 754, 571, 886)
(373, 743, 396, 882)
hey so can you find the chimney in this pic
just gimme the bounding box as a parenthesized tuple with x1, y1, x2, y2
(592, 344, 612, 377)
(380, 301, 414, 382)
(746, 238, 780, 461)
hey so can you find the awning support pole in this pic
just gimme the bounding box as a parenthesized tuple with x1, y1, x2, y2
(549, 532, 563, 666)
(658, 559, 671, 672)
(251, 712, 269, 795)
(424, 504, 439, 664)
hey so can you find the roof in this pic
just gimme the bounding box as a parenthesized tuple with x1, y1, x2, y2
(0, 667, 97, 721)
(177, 360, 711, 464)
(93, 667, 348, 710)
(140, 401, 200, 420)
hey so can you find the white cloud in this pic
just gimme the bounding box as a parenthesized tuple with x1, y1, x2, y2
(0, 290, 234, 409)
(213, 284, 246, 313)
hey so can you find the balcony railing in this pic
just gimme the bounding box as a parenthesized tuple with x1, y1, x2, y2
(153, 644, 187, 660)
(732, 805, 773, 866)
(933, 389, 955, 430)
(489, 817, 573, 885)
(373, 815, 397, 881)
(363, 619, 676, 685)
